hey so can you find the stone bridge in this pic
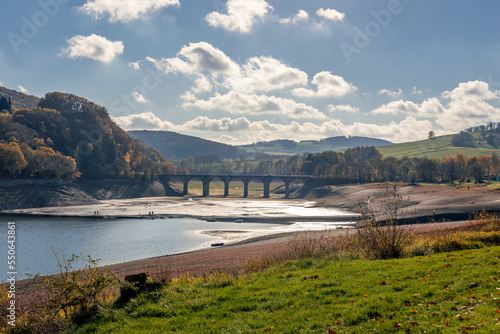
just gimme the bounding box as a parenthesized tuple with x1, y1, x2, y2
(158, 174, 316, 198)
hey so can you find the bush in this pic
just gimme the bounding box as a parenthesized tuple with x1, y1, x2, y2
(353, 185, 414, 259)
(22, 253, 118, 332)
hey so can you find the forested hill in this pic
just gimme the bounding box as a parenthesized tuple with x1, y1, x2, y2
(0, 92, 176, 179)
(238, 136, 392, 155)
(0, 86, 40, 109)
(128, 130, 247, 160)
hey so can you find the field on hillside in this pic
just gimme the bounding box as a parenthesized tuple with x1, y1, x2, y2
(379, 133, 500, 159)
(68, 246, 500, 333)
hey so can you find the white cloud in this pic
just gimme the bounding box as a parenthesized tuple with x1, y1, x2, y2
(112, 111, 175, 130)
(192, 75, 213, 94)
(441, 80, 498, 101)
(379, 87, 402, 97)
(17, 85, 28, 93)
(328, 104, 359, 113)
(113, 112, 432, 144)
(132, 92, 148, 103)
(292, 71, 357, 98)
(225, 56, 308, 93)
(279, 10, 309, 24)
(412, 86, 423, 95)
(61, 34, 124, 63)
(316, 8, 345, 21)
(146, 42, 240, 76)
(372, 98, 445, 118)
(0, 81, 3, 86)
(79, 0, 180, 23)
(183, 116, 251, 131)
(205, 0, 272, 33)
(183, 91, 328, 120)
(129, 61, 141, 70)
(437, 81, 500, 130)
(372, 81, 500, 132)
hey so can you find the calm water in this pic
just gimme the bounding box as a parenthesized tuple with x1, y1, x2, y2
(0, 217, 283, 282)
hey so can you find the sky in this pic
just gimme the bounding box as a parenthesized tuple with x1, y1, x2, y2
(1, 0, 500, 144)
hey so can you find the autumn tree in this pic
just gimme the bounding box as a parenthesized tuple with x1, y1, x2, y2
(0, 142, 27, 177)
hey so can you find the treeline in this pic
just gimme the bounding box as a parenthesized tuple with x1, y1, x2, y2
(176, 154, 302, 175)
(452, 122, 500, 148)
(176, 145, 499, 184)
(301, 146, 498, 184)
(0, 92, 180, 179)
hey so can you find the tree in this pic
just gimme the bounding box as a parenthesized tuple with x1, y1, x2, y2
(442, 156, 459, 183)
(451, 132, 475, 147)
(0, 142, 27, 177)
(428, 131, 436, 139)
(467, 157, 485, 183)
(407, 170, 419, 185)
(0, 96, 10, 112)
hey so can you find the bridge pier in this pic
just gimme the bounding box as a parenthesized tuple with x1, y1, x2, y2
(202, 178, 211, 197)
(182, 179, 189, 196)
(224, 179, 230, 197)
(243, 179, 249, 198)
(263, 179, 271, 199)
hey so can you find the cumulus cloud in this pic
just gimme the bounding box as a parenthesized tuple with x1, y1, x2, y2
(183, 91, 328, 120)
(61, 34, 124, 63)
(141, 42, 352, 121)
(112, 111, 175, 130)
(372, 81, 500, 132)
(79, 0, 180, 23)
(316, 8, 345, 21)
(17, 85, 28, 93)
(328, 104, 359, 113)
(437, 81, 500, 130)
(183, 116, 251, 131)
(205, 0, 272, 33)
(379, 87, 402, 97)
(372, 98, 444, 118)
(292, 71, 357, 98)
(279, 10, 309, 24)
(146, 42, 240, 76)
(132, 92, 148, 103)
(225, 56, 308, 93)
(113, 112, 433, 144)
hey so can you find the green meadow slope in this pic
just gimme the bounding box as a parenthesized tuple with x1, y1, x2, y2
(378, 133, 500, 159)
(69, 247, 500, 333)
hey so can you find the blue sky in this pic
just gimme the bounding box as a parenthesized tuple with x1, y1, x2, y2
(1, 0, 500, 144)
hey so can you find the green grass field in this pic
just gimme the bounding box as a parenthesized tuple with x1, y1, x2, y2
(68, 246, 500, 333)
(378, 133, 500, 159)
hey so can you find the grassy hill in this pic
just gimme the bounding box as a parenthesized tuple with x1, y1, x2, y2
(238, 136, 392, 155)
(68, 246, 500, 333)
(128, 130, 248, 160)
(379, 132, 500, 159)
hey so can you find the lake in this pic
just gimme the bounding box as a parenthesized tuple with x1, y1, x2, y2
(0, 216, 285, 282)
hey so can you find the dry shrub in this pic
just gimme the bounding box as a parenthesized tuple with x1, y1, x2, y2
(3, 252, 119, 334)
(352, 185, 415, 259)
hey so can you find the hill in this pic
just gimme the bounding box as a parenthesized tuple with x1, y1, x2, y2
(128, 130, 248, 160)
(0, 86, 40, 109)
(238, 136, 392, 155)
(379, 132, 500, 159)
(0, 92, 175, 179)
